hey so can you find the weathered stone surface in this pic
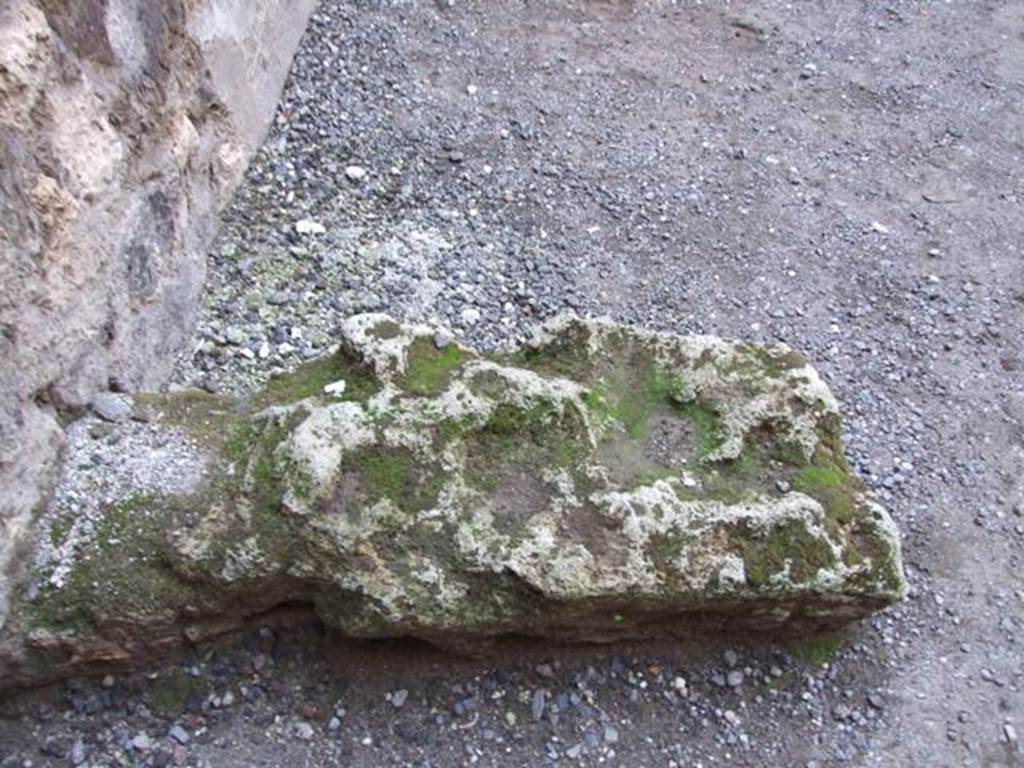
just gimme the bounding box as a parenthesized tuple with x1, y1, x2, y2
(0, 0, 316, 634)
(0, 316, 906, 687)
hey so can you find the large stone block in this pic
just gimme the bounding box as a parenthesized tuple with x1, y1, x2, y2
(0, 316, 906, 687)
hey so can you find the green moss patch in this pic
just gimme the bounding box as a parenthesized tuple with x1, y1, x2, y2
(497, 322, 595, 380)
(675, 400, 726, 459)
(845, 519, 905, 593)
(205, 411, 313, 567)
(584, 365, 684, 440)
(341, 447, 445, 515)
(437, 413, 478, 444)
(771, 440, 809, 467)
(48, 516, 71, 548)
(752, 346, 807, 377)
(784, 634, 844, 666)
(93, 494, 152, 549)
(134, 390, 240, 452)
(255, 351, 380, 407)
(399, 338, 467, 396)
(147, 671, 209, 715)
(731, 519, 837, 589)
(465, 399, 590, 494)
(225, 411, 308, 514)
(793, 465, 846, 492)
(24, 494, 206, 635)
(791, 450, 858, 526)
(723, 345, 807, 379)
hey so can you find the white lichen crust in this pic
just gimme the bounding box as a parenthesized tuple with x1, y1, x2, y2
(1, 315, 907, 686)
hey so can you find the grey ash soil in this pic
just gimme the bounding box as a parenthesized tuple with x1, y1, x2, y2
(3, 1, 1024, 766)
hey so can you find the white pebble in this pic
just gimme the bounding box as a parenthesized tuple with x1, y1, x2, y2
(294, 218, 326, 235)
(323, 380, 347, 396)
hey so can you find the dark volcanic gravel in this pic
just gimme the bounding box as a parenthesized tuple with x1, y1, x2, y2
(4, 1, 1024, 766)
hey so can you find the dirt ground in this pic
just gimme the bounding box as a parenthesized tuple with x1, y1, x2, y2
(3, 1, 1024, 766)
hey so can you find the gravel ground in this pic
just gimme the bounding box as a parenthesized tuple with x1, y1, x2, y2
(4, 1, 1024, 766)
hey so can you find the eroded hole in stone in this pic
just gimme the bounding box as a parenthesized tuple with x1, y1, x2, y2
(559, 501, 628, 568)
(490, 469, 551, 536)
(643, 413, 697, 469)
(594, 408, 696, 488)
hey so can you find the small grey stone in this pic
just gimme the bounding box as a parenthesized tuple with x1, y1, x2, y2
(224, 327, 247, 346)
(294, 721, 315, 741)
(90, 393, 132, 423)
(727, 670, 744, 687)
(531, 689, 546, 721)
(434, 330, 454, 349)
(566, 742, 583, 759)
(776, 479, 792, 493)
(168, 725, 189, 745)
(391, 689, 408, 708)
(723, 649, 739, 667)
(358, 292, 382, 310)
(40, 737, 66, 758)
(535, 663, 555, 679)
(603, 726, 619, 744)
(131, 733, 152, 752)
(867, 692, 885, 710)
(69, 740, 87, 767)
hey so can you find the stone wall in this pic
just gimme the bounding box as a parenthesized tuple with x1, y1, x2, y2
(0, 0, 316, 630)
